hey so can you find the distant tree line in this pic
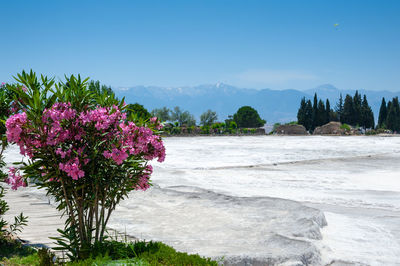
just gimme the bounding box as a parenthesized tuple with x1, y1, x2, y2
(377, 97, 400, 132)
(297, 91, 374, 131)
(151, 105, 265, 128)
(338, 91, 374, 128)
(151, 106, 196, 126)
(297, 94, 333, 131)
(84, 82, 266, 130)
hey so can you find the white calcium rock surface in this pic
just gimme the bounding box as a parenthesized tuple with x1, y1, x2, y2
(109, 185, 327, 265)
(3, 136, 400, 265)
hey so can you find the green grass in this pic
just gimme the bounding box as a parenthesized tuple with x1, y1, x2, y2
(87, 240, 218, 266)
(67, 255, 148, 266)
(340, 123, 351, 131)
(1, 253, 41, 265)
(134, 242, 217, 265)
(0, 237, 37, 260)
(1, 239, 218, 266)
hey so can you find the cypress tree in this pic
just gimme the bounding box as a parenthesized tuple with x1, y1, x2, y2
(393, 97, 400, 132)
(361, 95, 374, 129)
(297, 97, 306, 127)
(304, 100, 313, 131)
(378, 97, 387, 128)
(342, 94, 354, 125)
(369, 108, 375, 129)
(312, 93, 318, 130)
(353, 91, 362, 126)
(325, 99, 331, 124)
(386, 100, 396, 131)
(385, 98, 400, 132)
(316, 99, 326, 127)
(335, 93, 344, 123)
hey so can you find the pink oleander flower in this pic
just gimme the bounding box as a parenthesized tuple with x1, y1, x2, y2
(6, 112, 27, 143)
(6, 167, 26, 190)
(59, 158, 85, 180)
(56, 148, 71, 158)
(103, 150, 112, 159)
(6, 101, 166, 184)
(110, 148, 128, 165)
(79, 105, 124, 130)
(135, 165, 153, 191)
(150, 116, 163, 130)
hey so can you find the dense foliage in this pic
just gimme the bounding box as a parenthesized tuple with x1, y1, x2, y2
(170, 106, 196, 126)
(297, 91, 374, 131)
(1, 240, 218, 265)
(341, 91, 374, 128)
(200, 109, 218, 126)
(0, 82, 28, 244)
(151, 106, 171, 122)
(4, 71, 165, 260)
(233, 106, 265, 128)
(378, 96, 400, 132)
(126, 103, 151, 121)
(87, 80, 113, 97)
(0, 237, 36, 259)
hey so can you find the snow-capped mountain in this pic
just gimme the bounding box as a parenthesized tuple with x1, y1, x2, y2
(114, 83, 400, 124)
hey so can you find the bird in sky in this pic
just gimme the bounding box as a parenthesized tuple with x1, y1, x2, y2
(334, 23, 339, 27)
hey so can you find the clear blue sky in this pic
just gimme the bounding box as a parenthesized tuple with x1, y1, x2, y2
(1, 0, 399, 91)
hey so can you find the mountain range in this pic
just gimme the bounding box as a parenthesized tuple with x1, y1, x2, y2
(114, 83, 400, 124)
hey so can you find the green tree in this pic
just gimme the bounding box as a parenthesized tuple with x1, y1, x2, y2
(297, 97, 306, 127)
(170, 106, 196, 126)
(360, 95, 374, 129)
(312, 93, 318, 129)
(233, 106, 265, 128)
(377, 97, 387, 128)
(304, 100, 313, 131)
(151, 107, 171, 122)
(0, 83, 28, 240)
(126, 103, 151, 121)
(342, 94, 354, 125)
(335, 93, 344, 123)
(325, 99, 331, 124)
(200, 109, 218, 126)
(386, 97, 400, 132)
(353, 91, 362, 126)
(394, 97, 400, 132)
(181, 112, 196, 126)
(6, 71, 166, 260)
(88, 80, 114, 96)
(315, 99, 326, 127)
(297, 97, 313, 131)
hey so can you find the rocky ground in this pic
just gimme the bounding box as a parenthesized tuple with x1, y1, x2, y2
(2, 183, 329, 265)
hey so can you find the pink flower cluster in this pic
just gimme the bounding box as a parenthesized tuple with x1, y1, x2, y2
(6, 167, 26, 190)
(118, 121, 166, 163)
(42, 102, 77, 145)
(135, 165, 153, 191)
(10, 101, 20, 114)
(150, 117, 163, 130)
(80, 105, 126, 130)
(103, 148, 128, 165)
(6, 102, 165, 187)
(6, 112, 27, 144)
(59, 158, 85, 180)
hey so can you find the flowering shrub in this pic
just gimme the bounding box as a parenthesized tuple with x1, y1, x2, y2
(4, 71, 165, 260)
(0, 82, 28, 242)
